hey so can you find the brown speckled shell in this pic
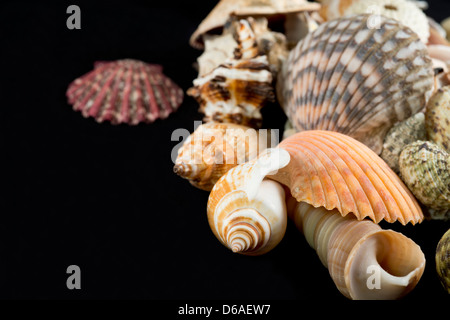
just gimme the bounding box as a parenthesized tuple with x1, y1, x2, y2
(281, 14, 434, 154)
(436, 228, 450, 293)
(426, 86, 450, 152)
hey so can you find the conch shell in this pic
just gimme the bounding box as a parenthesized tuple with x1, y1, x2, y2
(174, 122, 271, 191)
(289, 201, 426, 300)
(279, 14, 434, 154)
(269, 130, 424, 225)
(190, 0, 321, 49)
(436, 228, 450, 293)
(399, 141, 450, 211)
(426, 86, 450, 151)
(207, 148, 290, 255)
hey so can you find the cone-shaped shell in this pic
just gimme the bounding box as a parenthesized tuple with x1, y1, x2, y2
(436, 228, 450, 293)
(66, 59, 183, 125)
(190, 0, 321, 49)
(207, 148, 291, 255)
(290, 201, 426, 300)
(270, 130, 424, 225)
(280, 14, 434, 154)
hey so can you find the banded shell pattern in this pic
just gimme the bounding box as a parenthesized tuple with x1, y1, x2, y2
(280, 14, 434, 154)
(66, 59, 183, 125)
(436, 228, 450, 293)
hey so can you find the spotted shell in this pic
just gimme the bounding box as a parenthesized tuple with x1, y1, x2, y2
(426, 86, 450, 152)
(280, 14, 434, 154)
(66, 59, 183, 125)
(269, 130, 424, 225)
(173, 122, 271, 191)
(399, 141, 450, 211)
(381, 112, 426, 174)
(436, 228, 450, 293)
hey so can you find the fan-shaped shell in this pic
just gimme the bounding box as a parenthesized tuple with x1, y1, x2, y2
(436, 228, 450, 293)
(174, 122, 271, 191)
(426, 86, 450, 152)
(280, 14, 434, 154)
(270, 130, 424, 225)
(399, 141, 450, 211)
(190, 0, 320, 49)
(66, 59, 183, 125)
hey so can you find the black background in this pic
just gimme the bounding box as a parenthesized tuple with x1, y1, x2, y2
(1, 0, 449, 302)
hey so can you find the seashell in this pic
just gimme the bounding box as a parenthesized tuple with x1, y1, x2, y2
(399, 141, 450, 211)
(436, 228, 450, 293)
(426, 208, 450, 221)
(197, 33, 238, 78)
(207, 148, 291, 255)
(282, 119, 297, 140)
(280, 14, 434, 154)
(441, 17, 450, 42)
(269, 130, 424, 225)
(381, 112, 426, 174)
(189, 20, 275, 128)
(66, 59, 183, 125)
(284, 12, 320, 49)
(427, 17, 450, 46)
(190, 0, 321, 49)
(289, 201, 426, 300)
(174, 122, 271, 191)
(427, 45, 450, 66)
(318, 0, 430, 43)
(425, 86, 450, 151)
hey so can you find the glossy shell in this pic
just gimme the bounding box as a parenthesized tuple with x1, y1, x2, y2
(66, 59, 183, 125)
(426, 86, 450, 151)
(436, 228, 450, 293)
(381, 112, 426, 174)
(270, 130, 424, 225)
(399, 141, 450, 211)
(280, 14, 434, 154)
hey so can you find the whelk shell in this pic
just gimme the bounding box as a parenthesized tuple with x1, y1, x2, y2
(399, 141, 450, 211)
(173, 122, 271, 191)
(207, 148, 290, 255)
(280, 14, 434, 154)
(269, 130, 424, 225)
(66, 59, 183, 125)
(289, 201, 426, 300)
(436, 228, 450, 293)
(426, 86, 450, 152)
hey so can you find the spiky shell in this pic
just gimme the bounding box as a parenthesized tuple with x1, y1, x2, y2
(197, 33, 238, 78)
(426, 86, 450, 152)
(190, 0, 320, 49)
(381, 112, 426, 174)
(436, 228, 450, 293)
(66, 59, 183, 125)
(280, 14, 434, 154)
(399, 141, 450, 211)
(270, 130, 424, 225)
(207, 148, 290, 255)
(173, 122, 271, 191)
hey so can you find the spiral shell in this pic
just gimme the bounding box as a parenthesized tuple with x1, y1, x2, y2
(426, 86, 450, 152)
(289, 201, 426, 300)
(66, 59, 183, 125)
(381, 112, 426, 174)
(174, 122, 271, 191)
(207, 148, 290, 255)
(399, 141, 450, 211)
(436, 228, 450, 293)
(270, 130, 424, 225)
(280, 14, 434, 154)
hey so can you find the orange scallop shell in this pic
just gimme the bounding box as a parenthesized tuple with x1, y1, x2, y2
(270, 130, 423, 225)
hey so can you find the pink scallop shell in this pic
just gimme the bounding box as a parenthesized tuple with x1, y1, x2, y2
(66, 59, 184, 125)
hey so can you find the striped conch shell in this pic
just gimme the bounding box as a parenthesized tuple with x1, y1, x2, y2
(289, 201, 426, 300)
(174, 122, 271, 191)
(207, 148, 290, 255)
(280, 14, 434, 154)
(269, 131, 424, 225)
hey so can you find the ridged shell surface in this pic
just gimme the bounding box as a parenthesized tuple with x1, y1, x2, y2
(399, 141, 450, 211)
(426, 86, 450, 152)
(66, 59, 183, 125)
(281, 14, 434, 154)
(436, 228, 450, 293)
(270, 130, 424, 225)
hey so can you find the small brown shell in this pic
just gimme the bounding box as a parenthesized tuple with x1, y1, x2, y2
(436, 228, 450, 293)
(426, 86, 450, 152)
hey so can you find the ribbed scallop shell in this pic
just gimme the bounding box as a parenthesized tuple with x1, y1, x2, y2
(399, 141, 450, 211)
(66, 59, 183, 125)
(436, 228, 450, 293)
(426, 86, 450, 152)
(280, 14, 434, 154)
(270, 130, 424, 225)
(207, 148, 290, 255)
(173, 122, 270, 191)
